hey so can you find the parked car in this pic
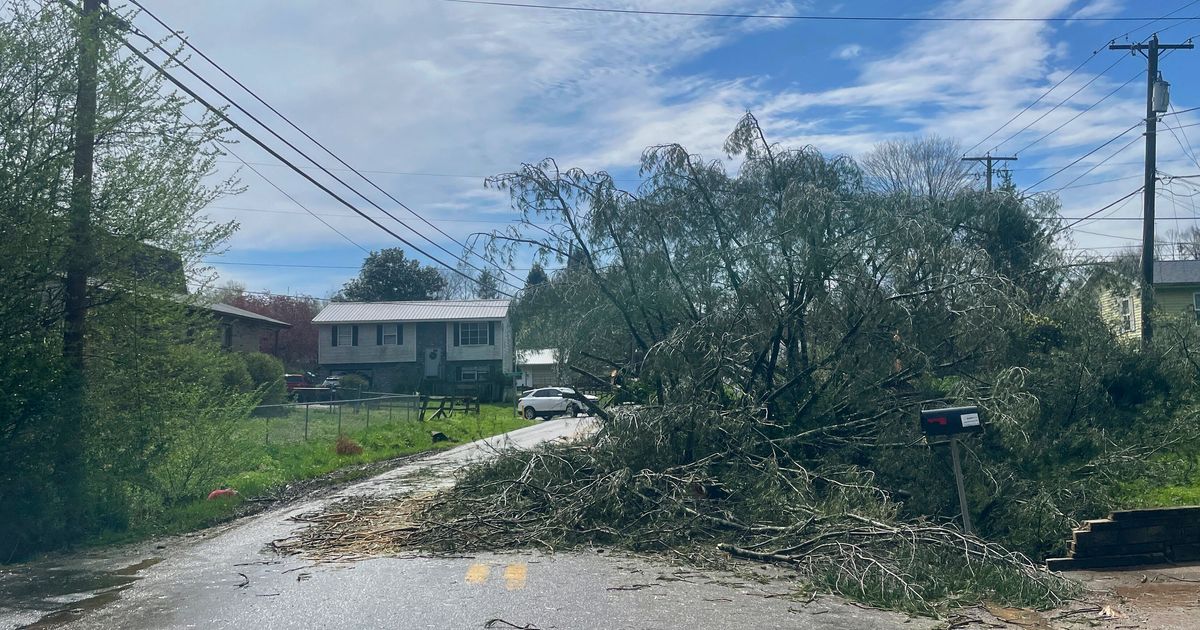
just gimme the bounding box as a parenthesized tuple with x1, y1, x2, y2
(320, 375, 340, 390)
(517, 387, 598, 420)
(284, 373, 309, 393)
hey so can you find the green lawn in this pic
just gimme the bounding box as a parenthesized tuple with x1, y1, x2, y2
(94, 403, 531, 545)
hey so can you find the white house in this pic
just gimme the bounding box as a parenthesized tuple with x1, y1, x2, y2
(312, 299, 513, 399)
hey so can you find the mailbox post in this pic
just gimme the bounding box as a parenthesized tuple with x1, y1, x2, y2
(919, 406, 982, 536)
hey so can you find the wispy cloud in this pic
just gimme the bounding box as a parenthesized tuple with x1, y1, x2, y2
(834, 44, 863, 60)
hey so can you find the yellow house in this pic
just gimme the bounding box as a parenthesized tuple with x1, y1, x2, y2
(1100, 260, 1200, 339)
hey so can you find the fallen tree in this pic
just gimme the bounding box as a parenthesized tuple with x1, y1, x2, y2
(275, 116, 1199, 614)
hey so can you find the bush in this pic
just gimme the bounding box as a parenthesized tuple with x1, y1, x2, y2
(335, 435, 363, 456)
(338, 373, 369, 399)
(242, 352, 286, 407)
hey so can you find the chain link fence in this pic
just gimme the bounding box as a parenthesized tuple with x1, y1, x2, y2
(251, 393, 426, 445)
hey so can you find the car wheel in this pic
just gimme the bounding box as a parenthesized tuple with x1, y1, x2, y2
(523, 406, 536, 420)
(566, 403, 580, 417)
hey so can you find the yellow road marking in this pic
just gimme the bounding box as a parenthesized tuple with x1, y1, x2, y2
(503, 563, 527, 591)
(465, 563, 490, 584)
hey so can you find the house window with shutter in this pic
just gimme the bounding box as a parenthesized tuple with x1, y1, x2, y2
(383, 324, 399, 345)
(459, 321, 488, 346)
(1119, 297, 1133, 332)
(337, 326, 354, 346)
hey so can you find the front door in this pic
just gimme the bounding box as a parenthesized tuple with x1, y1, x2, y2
(423, 347, 442, 378)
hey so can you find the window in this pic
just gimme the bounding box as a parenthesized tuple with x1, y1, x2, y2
(534, 388, 561, 398)
(1119, 297, 1133, 333)
(460, 366, 490, 382)
(459, 321, 488, 346)
(1194, 293, 1200, 325)
(338, 326, 354, 347)
(221, 323, 233, 349)
(383, 324, 399, 345)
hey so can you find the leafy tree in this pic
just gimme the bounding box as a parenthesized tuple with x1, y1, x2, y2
(216, 286, 324, 371)
(475, 269, 500, 299)
(525, 262, 549, 287)
(337, 248, 446, 302)
(0, 0, 245, 553)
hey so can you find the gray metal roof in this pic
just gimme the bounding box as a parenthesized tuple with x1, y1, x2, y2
(313, 299, 511, 324)
(516, 349, 557, 366)
(1154, 260, 1200, 285)
(203, 301, 292, 327)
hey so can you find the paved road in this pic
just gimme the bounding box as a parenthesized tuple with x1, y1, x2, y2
(2, 418, 931, 630)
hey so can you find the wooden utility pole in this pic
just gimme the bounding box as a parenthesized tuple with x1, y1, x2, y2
(60, 0, 105, 537)
(961, 154, 1017, 192)
(1110, 34, 1193, 345)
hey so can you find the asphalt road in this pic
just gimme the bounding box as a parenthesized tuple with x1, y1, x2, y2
(2, 418, 932, 630)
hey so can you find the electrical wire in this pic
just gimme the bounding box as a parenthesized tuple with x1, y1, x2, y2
(128, 0, 529, 288)
(1022, 121, 1143, 193)
(1051, 186, 1145, 235)
(440, 0, 1198, 23)
(1012, 67, 1142, 155)
(216, 138, 370, 253)
(50, 0, 518, 298)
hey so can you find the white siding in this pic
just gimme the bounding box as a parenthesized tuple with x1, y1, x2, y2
(445, 320, 513, 372)
(317, 323, 416, 364)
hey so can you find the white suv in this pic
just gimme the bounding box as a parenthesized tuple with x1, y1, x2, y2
(517, 387, 597, 420)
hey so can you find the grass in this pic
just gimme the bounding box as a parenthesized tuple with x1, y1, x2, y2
(91, 403, 532, 546)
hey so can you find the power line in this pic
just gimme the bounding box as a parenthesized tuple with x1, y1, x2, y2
(440, 0, 1199, 23)
(215, 138, 370, 253)
(1022, 121, 1143, 193)
(52, 0, 518, 298)
(965, 1, 1200, 155)
(129, 0, 528, 289)
(992, 55, 1130, 153)
(212, 159, 645, 184)
(1040, 135, 1143, 194)
(207, 204, 547, 225)
(119, 11, 523, 295)
(1011, 66, 1142, 155)
(204, 261, 359, 269)
(1051, 186, 1145, 235)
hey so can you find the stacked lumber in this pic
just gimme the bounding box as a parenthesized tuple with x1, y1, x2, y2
(1046, 507, 1200, 571)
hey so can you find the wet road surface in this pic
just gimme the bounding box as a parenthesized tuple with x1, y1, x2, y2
(2, 418, 932, 629)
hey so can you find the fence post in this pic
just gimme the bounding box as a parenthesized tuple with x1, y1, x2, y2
(337, 402, 342, 436)
(305, 403, 310, 441)
(388, 399, 393, 423)
(265, 416, 270, 445)
(366, 398, 371, 429)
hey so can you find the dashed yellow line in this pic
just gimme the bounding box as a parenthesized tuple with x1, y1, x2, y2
(503, 563, 527, 590)
(465, 563, 490, 584)
(464, 563, 527, 590)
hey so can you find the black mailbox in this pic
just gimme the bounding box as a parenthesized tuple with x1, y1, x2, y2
(919, 406, 982, 436)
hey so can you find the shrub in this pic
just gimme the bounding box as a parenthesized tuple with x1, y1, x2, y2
(242, 352, 286, 407)
(338, 373, 369, 399)
(335, 435, 363, 456)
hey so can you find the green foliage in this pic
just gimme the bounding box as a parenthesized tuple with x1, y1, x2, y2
(338, 373, 370, 398)
(336, 248, 446, 301)
(0, 0, 240, 556)
(242, 352, 286, 406)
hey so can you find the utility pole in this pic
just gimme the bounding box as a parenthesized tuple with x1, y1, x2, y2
(1110, 34, 1193, 345)
(961, 154, 1017, 192)
(60, 0, 105, 538)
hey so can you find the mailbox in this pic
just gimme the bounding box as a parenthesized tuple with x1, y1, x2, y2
(919, 406, 982, 437)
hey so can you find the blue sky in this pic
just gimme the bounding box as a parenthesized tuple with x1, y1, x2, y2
(134, 0, 1200, 298)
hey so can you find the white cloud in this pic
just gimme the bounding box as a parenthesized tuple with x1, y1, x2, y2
(152, 0, 1200, 292)
(834, 44, 863, 60)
